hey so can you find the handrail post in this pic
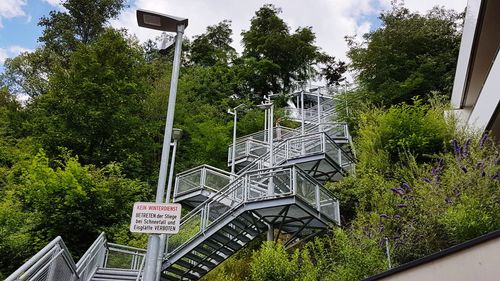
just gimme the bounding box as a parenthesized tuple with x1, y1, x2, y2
(315, 185, 321, 212)
(201, 167, 206, 190)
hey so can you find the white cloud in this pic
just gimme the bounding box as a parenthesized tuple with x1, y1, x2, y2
(43, 0, 62, 8)
(110, 0, 467, 83)
(0, 45, 31, 65)
(0, 0, 27, 28)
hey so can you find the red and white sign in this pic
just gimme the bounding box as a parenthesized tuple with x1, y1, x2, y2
(130, 202, 182, 234)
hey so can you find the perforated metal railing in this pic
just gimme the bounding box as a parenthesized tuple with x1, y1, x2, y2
(5, 236, 79, 281)
(166, 166, 340, 257)
(5, 233, 146, 281)
(176, 129, 354, 202)
(227, 122, 351, 168)
(174, 165, 233, 198)
(75, 233, 107, 281)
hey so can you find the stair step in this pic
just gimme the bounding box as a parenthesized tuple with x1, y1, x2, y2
(222, 226, 252, 243)
(210, 233, 242, 250)
(166, 265, 199, 280)
(204, 240, 234, 256)
(175, 259, 208, 275)
(185, 252, 217, 269)
(194, 246, 225, 263)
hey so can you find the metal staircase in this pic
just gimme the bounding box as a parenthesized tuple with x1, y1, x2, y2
(162, 89, 354, 280)
(5, 86, 354, 281)
(5, 233, 146, 281)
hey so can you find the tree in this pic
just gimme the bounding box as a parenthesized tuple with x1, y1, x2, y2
(28, 29, 155, 178)
(0, 151, 148, 277)
(241, 4, 345, 98)
(347, 3, 463, 105)
(39, 0, 126, 56)
(189, 20, 237, 66)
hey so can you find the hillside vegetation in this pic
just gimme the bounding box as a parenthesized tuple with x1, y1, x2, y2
(1, 1, 497, 280)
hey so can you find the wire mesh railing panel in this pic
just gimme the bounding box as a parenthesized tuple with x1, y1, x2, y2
(205, 169, 231, 192)
(247, 141, 269, 158)
(104, 244, 146, 271)
(45, 253, 78, 281)
(319, 189, 337, 222)
(167, 209, 203, 254)
(176, 170, 201, 195)
(5, 237, 80, 281)
(295, 172, 317, 207)
(322, 123, 347, 139)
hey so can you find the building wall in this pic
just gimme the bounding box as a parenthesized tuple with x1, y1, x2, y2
(376, 237, 500, 281)
(450, 0, 500, 135)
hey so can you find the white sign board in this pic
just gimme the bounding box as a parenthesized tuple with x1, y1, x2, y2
(130, 202, 182, 234)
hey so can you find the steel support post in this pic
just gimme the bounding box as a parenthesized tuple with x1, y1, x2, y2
(156, 137, 179, 281)
(231, 109, 238, 176)
(142, 24, 185, 281)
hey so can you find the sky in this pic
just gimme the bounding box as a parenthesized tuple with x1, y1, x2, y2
(0, 0, 467, 70)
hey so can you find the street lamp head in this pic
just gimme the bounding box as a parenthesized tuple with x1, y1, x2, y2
(257, 103, 272, 110)
(136, 9, 188, 32)
(172, 128, 183, 141)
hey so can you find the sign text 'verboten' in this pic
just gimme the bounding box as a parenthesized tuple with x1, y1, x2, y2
(130, 202, 181, 234)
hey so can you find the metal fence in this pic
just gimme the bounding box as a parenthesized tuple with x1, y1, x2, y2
(5, 233, 146, 281)
(166, 166, 340, 257)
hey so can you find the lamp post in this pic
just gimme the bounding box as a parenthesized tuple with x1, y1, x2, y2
(257, 97, 274, 241)
(156, 128, 182, 281)
(227, 104, 245, 177)
(137, 9, 188, 281)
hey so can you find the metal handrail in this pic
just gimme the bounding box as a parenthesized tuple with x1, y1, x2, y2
(174, 164, 234, 197)
(76, 232, 107, 281)
(166, 165, 339, 257)
(5, 236, 79, 281)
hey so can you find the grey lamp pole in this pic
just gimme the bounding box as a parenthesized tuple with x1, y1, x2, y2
(228, 104, 245, 177)
(155, 128, 182, 281)
(137, 9, 188, 281)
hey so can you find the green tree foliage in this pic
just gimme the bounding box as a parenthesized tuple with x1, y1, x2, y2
(329, 102, 500, 270)
(250, 242, 318, 281)
(29, 29, 155, 178)
(39, 0, 126, 54)
(0, 150, 148, 277)
(241, 4, 345, 98)
(188, 20, 237, 66)
(356, 99, 454, 169)
(347, 3, 462, 105)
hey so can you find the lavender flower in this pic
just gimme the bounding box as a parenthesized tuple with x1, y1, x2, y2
(492, 171, 500, 180)
(390, 187, 405, 196)
(397, 204, 407, 208)
(380, 214, 389, 219)
(480, 132, 488, 148)
(494, 156, 500, 165)
(394, 214, 401, 219)
(402, 182, 412, 192)
(463, 139, 471, 154)
(452, 139, 460, 155)
(475, 160, 485, 170)
(422, 177, 432, 183)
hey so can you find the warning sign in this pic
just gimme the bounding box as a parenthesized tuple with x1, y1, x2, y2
(130, 202, 182, 234)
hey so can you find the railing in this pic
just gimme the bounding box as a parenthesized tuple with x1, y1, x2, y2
(5, 233, 147, 281)
(234, 126, 299, 144)
(273, 131, 354, 169)
(103, 243, 146, 271)
(76, 233, 107, 281)
(5, 236, 79, 281)
(166, 166, 339, 257)
(228, 139, 269, 165)
(174, 165, 233, 198)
